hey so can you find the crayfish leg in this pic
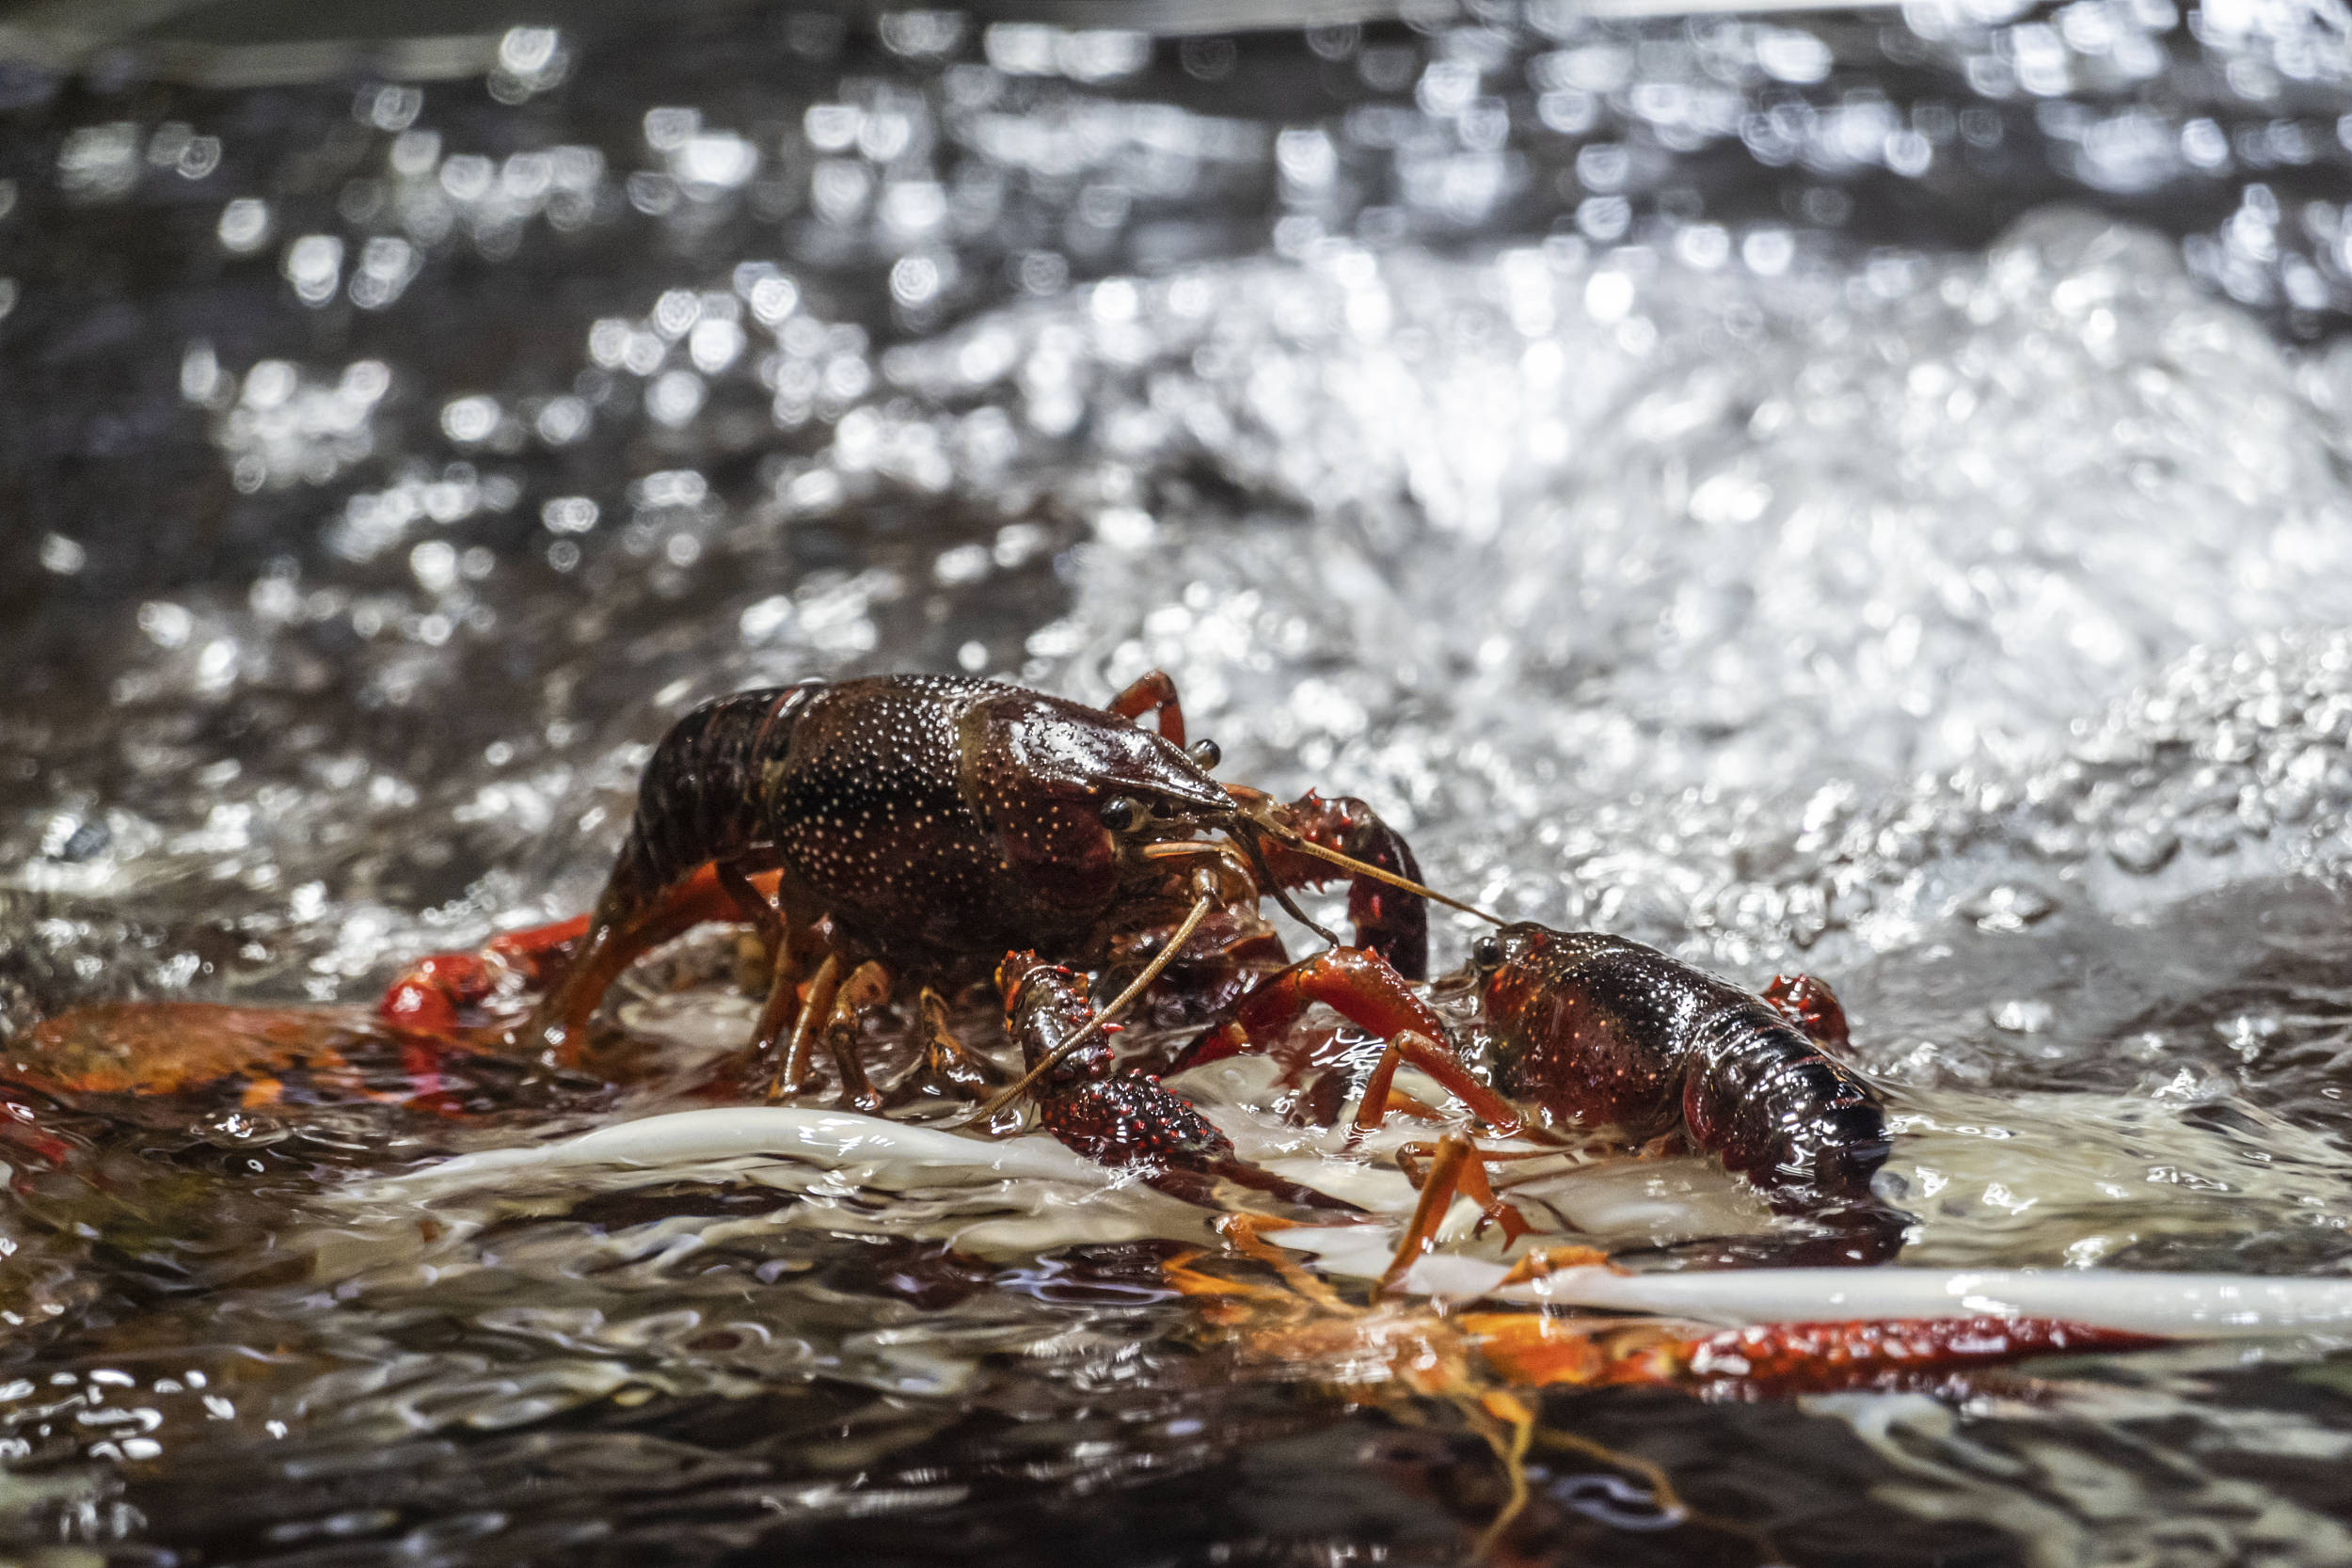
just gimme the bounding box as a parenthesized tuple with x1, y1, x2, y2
(1233, 945, 1444, 1050)
(714, 858, 789, 955)
(770, 951, 842, 1101)
(1378, 1132, 1532, 1295)
(518, 863, 787, 1062)
(882, 987, 1005, 1108)
(1105, 668, 1186, 746)
(1355, 1028, 1524, 1142)
(817, 961, 891, 1112)
(742, 927, 811, 1093)
(1104, 911, 1294, 1044)
(1212, 947, 1520, 1135)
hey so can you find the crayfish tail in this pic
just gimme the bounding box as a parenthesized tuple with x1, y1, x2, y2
(609, 685, 817, 913)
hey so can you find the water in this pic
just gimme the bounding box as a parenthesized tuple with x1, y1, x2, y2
(5, 0, 2352, 1561)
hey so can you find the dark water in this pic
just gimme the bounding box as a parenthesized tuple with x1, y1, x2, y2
(5, 1, 2352, 1562)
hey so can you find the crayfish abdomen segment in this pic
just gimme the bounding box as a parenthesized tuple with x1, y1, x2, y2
(609, 684, 818, 912)
(1682, 1014, 1890, 1200)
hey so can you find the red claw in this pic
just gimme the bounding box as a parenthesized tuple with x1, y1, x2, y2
(376, 914, 594, 1034)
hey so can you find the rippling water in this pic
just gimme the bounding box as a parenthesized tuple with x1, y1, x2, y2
(5, 0, 2352, 1561)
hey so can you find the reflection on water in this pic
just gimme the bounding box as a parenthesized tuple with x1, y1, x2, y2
(3, 0, 2352, 1562)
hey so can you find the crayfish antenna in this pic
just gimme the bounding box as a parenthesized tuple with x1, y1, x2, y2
(1226, 792, 1504, 927)
(1230, 827, 1343, 946)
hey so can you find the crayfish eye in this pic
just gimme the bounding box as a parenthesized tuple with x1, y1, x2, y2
(1187, 737, 1221, 771)
(1100, 796, 1142, 832)
(1470, 934, 1504, 971)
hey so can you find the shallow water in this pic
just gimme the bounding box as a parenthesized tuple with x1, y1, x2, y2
(5, 1, 2352, 1562)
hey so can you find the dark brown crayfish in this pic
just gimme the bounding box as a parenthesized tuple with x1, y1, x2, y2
(380, 672, 1447, 1114)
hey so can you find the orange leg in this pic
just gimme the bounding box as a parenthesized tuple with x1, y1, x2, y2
(882, 988, 1008, 1108)
(1354, 1029, 1523, 1141)
(1380, 1133, 1473, 1295)
(1232, 946, 1446, 1054)
(818, 961, 891, 1112)
(715, 859, 789, 955)
(1106, 669, 1185, 746)
(1211, 948, 1520, 1134)
(382, 864, 784, 1046)
(529, 865, 791, 1066)
(773, 952, 843, 1101)
(1378, 1132, 1533, 1295)
(920, 986, 1002, 1086)
(742, 926, 809, 1089)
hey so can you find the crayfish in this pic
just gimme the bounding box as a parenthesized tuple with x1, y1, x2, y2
(1137, 916, 1899, 1286)
(373, 670, 1467, 1205)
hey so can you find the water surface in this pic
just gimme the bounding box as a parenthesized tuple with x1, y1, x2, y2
(4, 1, 2352, 1561)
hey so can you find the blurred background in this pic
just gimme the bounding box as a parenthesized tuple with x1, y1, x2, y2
(4, 0, 2352, 1562)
